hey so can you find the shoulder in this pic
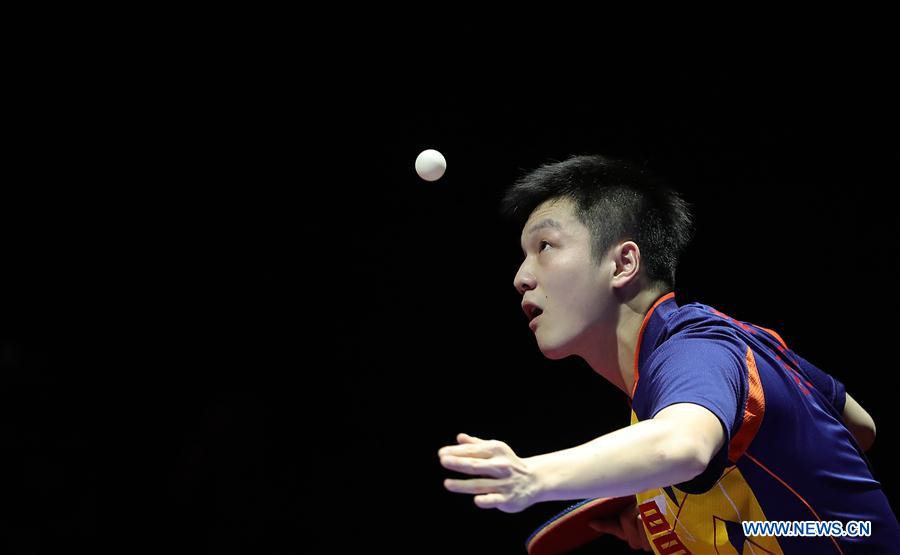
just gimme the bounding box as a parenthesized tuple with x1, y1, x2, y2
(667, 302, 732, 332)
(637, 304, 749, 404)
(645, 334, 747, 380)
(654, 303, 749, 360)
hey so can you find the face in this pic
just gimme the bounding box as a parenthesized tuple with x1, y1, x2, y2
(514, 198, 614, 359)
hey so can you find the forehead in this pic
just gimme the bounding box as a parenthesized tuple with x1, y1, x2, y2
(522, 197, 579, 232)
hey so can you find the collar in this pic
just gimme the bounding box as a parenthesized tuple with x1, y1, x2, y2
(630, 292, 678, 398)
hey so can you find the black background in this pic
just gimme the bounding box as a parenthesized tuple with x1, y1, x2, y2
(2, 51, 897, 553)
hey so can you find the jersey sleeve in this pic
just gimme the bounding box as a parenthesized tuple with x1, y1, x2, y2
(793, 352, 847, 414)
(633, 334, 747, 493)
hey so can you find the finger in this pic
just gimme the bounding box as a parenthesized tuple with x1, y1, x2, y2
(458, 433, 485, 444)
(444, 478, 502, 495)
(588, 518, 626, 541)
(473, 493, 505, 509)
(438, 444, 494, 459)
(626, 507, 652, 551)
(637, 514, 652, 552)
(619, 506, 643, 550)
(440, 455, 508, 478)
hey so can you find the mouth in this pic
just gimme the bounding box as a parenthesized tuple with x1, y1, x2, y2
(528, 309, 543, 331)
(523, 303, 543, 323)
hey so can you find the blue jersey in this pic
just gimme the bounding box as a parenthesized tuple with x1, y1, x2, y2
(630, 293, 899, 554)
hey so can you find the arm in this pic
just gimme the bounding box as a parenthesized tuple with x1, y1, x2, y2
(526, 403, 724, 503)
(842, 393, 876, 451)
(439, 403, 724, 512)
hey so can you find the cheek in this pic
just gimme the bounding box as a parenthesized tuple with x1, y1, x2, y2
(564, 286, 609, 328)
(555, 271, 602, 307)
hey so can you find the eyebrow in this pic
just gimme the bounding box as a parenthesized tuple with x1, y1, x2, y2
(525, 218, 563, 236)
(520, 218, 563, 254)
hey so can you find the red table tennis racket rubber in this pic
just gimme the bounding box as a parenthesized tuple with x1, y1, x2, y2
(525, 495, 634, 555)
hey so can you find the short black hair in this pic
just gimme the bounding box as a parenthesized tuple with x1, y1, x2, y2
(501, 154, 694, 289)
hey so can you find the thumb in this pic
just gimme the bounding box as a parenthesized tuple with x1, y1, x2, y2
(458, 433, 484, 444)
(588, 518, 626, 541)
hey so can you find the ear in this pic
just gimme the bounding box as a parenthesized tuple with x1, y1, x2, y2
(610, 241, 641, 288)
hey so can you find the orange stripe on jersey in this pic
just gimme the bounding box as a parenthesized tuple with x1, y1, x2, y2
(758, 326, 788, 349)
(729, 348, 766, 463)
(745, 452, 845, 555)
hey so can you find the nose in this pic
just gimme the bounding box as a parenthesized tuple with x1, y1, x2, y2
(514, 262, 536, 295)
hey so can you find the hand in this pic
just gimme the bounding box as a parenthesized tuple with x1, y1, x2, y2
(438, 433, 537, 513)
(588, 499, 652, 552)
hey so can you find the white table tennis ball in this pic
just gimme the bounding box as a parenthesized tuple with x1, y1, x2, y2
(415, 149, 447, 181)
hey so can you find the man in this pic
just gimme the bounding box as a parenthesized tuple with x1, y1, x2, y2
(438, 155, 898, 553)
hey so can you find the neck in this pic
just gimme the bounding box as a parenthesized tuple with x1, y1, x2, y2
(581, 288, 668, 398)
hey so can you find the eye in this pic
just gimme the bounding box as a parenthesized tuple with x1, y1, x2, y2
(539, 240, 552, 252)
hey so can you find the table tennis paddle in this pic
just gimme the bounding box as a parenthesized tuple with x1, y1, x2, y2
(525, 495, 634, 555)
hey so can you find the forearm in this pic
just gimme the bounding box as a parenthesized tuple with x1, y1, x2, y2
(842, 393, 876, 451)
(526, 419, 708, 503)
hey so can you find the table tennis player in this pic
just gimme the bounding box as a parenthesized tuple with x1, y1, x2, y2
(439, 155, 899, 553)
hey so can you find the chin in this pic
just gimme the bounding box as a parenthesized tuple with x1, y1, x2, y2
(536, 329, 581, 360)
(537, 341, 572, 360)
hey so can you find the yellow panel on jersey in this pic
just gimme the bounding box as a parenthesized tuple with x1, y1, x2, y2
(630, 410, 783, 555)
